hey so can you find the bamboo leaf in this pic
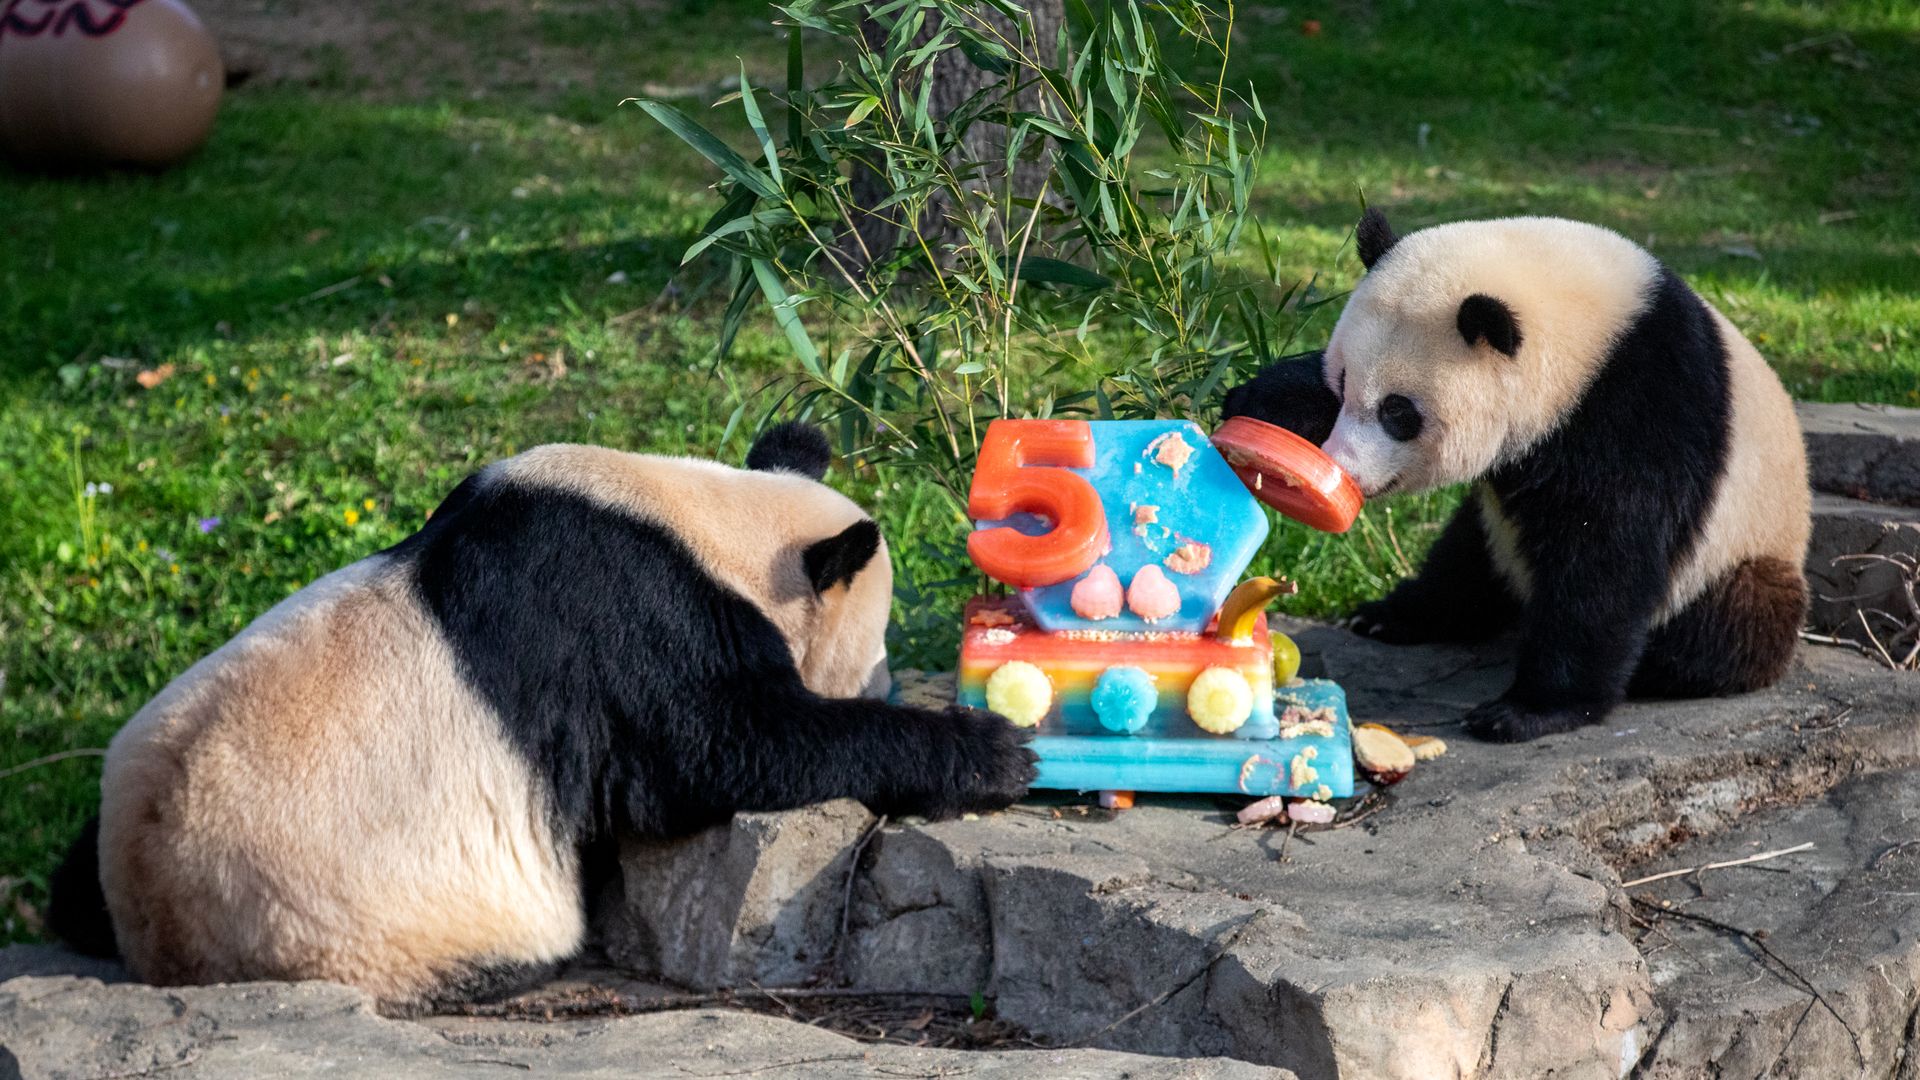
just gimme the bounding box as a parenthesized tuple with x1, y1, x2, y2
(958, 36, 1012, 74)
(634, 99, 781, 199)
(844, 95, 880, 129)
(750, 259, 823, 377)
(786, 27, 805, 146)
(714, 264, 758, 361)
(738, 65, 782, 189)
(1009, 256, 1112, 289)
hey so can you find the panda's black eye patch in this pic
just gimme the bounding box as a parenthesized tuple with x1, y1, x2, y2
(1378, 394, 1422, 441)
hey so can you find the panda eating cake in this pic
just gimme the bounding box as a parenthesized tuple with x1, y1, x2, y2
(956, 417, 1365, 800)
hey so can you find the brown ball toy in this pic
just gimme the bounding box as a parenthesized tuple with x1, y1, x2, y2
(0, 0, 223, 169)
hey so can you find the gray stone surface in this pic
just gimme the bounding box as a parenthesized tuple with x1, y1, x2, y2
(600, 797, 876, 990)
(597, 626, 1920, 1078)
(1799, 400, 1920, 506)
(0, 974, 1284, 1079)
(1807, 491, 1920, 640)
(8, 628, 1920, 1078)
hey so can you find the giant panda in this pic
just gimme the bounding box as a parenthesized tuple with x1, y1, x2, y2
(1222, 211, 1810, 743)
(46, 423, 1034, 1014)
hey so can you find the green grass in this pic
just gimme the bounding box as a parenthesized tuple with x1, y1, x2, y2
(1, 0, 1914, 941)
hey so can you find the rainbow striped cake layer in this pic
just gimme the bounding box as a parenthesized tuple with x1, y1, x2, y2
(958, 596, 1277, 739)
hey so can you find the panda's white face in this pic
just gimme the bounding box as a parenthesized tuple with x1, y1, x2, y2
(1322, 284, 1520, 497)
(801, 535, 894, 700)
(1319, 215, 1662, 496)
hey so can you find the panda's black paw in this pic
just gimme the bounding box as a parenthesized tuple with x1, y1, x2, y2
(1463, 699, 1603, 743)
(1346, 599, 1436, 645)
(930, 706, 1037, 817)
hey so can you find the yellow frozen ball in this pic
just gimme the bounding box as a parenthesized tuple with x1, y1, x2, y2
(985, 661, 1053, 728)
(1271, 630, 1302, 685)
(1187, 666, 1252, 734)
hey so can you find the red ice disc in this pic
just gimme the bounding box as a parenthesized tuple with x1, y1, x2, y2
(1210, 416, 1364, 533)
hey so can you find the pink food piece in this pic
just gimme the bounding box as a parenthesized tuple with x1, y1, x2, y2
(1133, 504, 1159, 526)
(1164, 540, 1212, 575)
(1147, 432, 1195, 471)
(1070, 564, 1125, 620)
(1287, 800, 1336, 825)
(1236, 795, 1289, 825)
(1126, 565, 1182, 621)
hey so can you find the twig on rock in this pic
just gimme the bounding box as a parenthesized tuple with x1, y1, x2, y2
(1630, 898, 1862, 1067)
(1275, 820, 1299, 861)
(1619, 843, 1815, 888)
(1799, 630, 1879, 660)
(833, 813, 887, 973)
(1330, 790, 1392, 831)
(1872, 839, 1920, 871)
(746, 979, 801, 1020)
(1857, 609, 1899, 670)
(446, 986, 973, 1020)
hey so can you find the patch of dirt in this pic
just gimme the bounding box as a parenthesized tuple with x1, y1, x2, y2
(193, 0, 677, 97)
(435, 980, 1041, 1052)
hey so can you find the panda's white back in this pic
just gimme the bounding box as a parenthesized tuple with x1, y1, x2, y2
(98, 553, 583, 1006)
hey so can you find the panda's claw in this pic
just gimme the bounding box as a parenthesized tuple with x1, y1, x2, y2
(1463, 699, 1598, 743)
(1347, 600, 1427, 644)
(933, 705, 1037, 817)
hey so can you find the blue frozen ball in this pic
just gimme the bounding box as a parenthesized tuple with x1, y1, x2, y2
(1091, 666, 1157, 734)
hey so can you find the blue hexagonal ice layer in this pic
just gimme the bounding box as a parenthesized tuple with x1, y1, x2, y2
(971, 419, 1268, 634)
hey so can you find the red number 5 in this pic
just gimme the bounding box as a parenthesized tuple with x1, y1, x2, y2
(967, 419, 1108, 588)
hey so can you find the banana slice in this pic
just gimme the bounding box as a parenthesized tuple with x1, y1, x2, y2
(1215, 576, 1296, 643)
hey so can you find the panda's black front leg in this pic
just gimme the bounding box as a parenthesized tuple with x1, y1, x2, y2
(1221, 351, 1341, 445)
(1464, 548, 1667, 743)
(1350, 499, 1520, 645)
(637, 679, 1035, 833)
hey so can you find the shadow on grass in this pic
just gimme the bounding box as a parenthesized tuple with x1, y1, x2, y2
(0, 0, 1913, 390)
(0, 94, 707, 385)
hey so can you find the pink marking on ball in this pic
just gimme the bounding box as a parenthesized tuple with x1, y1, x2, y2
(1070, 563, 1125, 621)
(1126, 564, 1182, 621)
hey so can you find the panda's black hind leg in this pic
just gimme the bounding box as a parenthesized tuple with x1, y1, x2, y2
(397, 957, 571, 1018)
(1350, 500, 1519, 645)
(1630, 557, 1807, 698)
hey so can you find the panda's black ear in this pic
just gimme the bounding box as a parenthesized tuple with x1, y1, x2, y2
(804, 519, 881, 594)
(1356, 207, 1398, 270)
(747, 422, 833, 480)
(1457, 294, 1523, 357)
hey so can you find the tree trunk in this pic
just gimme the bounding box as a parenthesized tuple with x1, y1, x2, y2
(850, 0, 1067, 263)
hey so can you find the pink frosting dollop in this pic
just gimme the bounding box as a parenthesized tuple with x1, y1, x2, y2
(1070, 564, 1124, 620)
(1126, 565, 1182, 622)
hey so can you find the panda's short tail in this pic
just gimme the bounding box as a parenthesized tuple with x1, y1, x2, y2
(46, 816, 118, 958)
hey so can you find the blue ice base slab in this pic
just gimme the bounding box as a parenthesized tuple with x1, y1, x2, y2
(1031, 678, 1356, 797)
